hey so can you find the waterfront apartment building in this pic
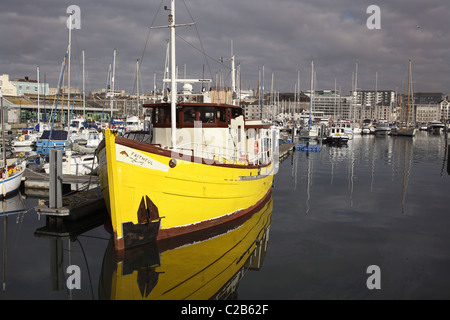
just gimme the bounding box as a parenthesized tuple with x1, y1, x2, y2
(1, 73, 52, 97)
(416, 104, 441, 123)
(305, 90, 352, 120)
(396, 92, 444, 124)
(10, 76, 49, 96)
(0, 74, 18, 96)
(414, 92, 443, 105)
(440, 99, 450, 121)
(353, 90, 396, 120)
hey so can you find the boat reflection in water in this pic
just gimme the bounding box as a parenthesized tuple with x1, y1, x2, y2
(2, 192, 27, 292)
(99, 195, 273, 300)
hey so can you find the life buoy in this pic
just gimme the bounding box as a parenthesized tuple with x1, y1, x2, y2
(19, 135, 24, 141)
(254, 141, 259, 154)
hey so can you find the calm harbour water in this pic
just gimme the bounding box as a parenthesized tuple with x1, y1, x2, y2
(1, 130, 450, 300)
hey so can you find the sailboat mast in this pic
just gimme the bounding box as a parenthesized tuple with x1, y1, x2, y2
(82, 50, 85, 118)
(170, 0, 177, 148)
(37, 66, 40, 123)
(407, 59, 411, 125)
(67, 12, 73, 127)
(309, 60, 314, 125)
(111, 48, 116, 119)
(136, 59, 140, 116)
(354, 62, 358, 123)
(1, 89, 5, 171)
(231, 40, 236, 105)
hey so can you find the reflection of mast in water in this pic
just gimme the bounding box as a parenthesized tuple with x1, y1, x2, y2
(401, 140, 413, 214)
(441, 144, 448, 177)
(441, 133, 449, 177)
(292, 150, 298, 191)
(2, 215, 5, 292)
(305, 152, 313, 214)
(348, 141, 355, 207)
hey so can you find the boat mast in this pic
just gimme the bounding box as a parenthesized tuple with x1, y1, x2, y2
(111, 48, 116, 119)
(170, 0, 177, 148)
(309, 60, 314, 126)
(0, 89, 5, 172)
(67, 12, 72, 127)
(231, 40, 237, 106)
(354, 62, 358, 123)
(406, 59, 411, 127)
(136, 59, 140, 117)
(82, 50, 85, 118)
(37, 66, 40, 123)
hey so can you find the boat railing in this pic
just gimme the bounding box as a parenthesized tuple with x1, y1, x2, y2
(173, 142, 268, 166)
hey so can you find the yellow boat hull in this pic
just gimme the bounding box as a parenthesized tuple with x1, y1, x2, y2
(98, 129, 274, 251)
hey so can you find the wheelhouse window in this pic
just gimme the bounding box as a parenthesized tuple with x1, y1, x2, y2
(232, 107, 242, 118)
(217, 109, 227, 123)
(183, 107, 196, 123)
(154, 107, 170, 125)
(199, 107, 215, 123)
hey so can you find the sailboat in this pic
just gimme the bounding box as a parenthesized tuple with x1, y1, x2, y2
(299, 60, 319, 138)
(392, 60, 417, 137)
(35, 47, 70, 154)
(97, 0, 277, 252)
(0, 90, 26, 198)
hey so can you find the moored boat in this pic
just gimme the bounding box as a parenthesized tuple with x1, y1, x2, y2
(392, 60, 417, 137)
(1, 89, 26, 198)
(325, 122, 350, 145)
(11, 125, 40, 147)
(427, 120, 445, 134)
(43, 152, 98, 175)
(97, 1, 277, 252)
(374, 120, 391, 135)
(0, 160, 26, 199)
(35, 129, 69, 155)
(361, 119, 374, 134)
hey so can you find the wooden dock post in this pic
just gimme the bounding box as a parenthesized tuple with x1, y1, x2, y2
(49, 149, 63, 209)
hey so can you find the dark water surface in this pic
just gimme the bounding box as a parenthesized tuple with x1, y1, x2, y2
(1, 131, 449, 300)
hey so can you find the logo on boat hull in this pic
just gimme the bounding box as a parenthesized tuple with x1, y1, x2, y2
(116, 145, 169, 172)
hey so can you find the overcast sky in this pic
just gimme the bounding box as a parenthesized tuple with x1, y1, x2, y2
(1, 0, 449, 96)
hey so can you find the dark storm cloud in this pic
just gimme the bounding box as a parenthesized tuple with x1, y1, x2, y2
(1, 0, 449, 95)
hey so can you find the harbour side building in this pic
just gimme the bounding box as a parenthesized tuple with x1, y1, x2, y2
(353, 90, 397, 121)
(304, 90, 352, 121)
(412, 92, 445, 123)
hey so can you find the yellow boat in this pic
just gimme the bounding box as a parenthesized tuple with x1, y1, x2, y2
(98, 103, 276, 251)
(97, 0, 278, 252)
(99, 195, 273, 300)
